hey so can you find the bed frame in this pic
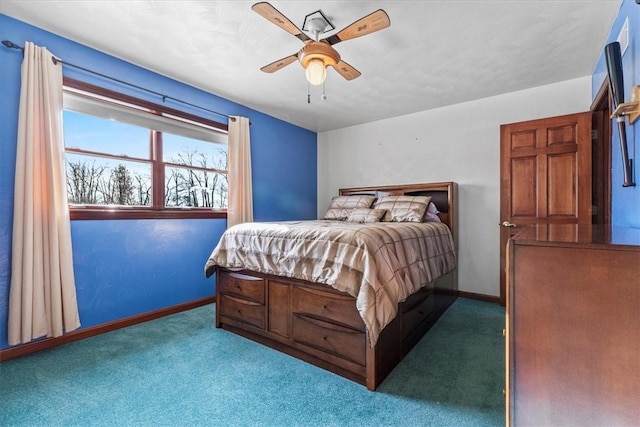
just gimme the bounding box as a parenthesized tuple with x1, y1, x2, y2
(214, 182, 458, 390)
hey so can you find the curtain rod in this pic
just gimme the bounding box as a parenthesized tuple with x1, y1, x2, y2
(2, 40, 236, 123)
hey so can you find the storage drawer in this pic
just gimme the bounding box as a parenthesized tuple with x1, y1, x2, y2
(292, 314, 365, 365)
(402, 288, 434, 339)
(292, 286, 364, 332)
(219, 272, 265, 304)
(219, 294, 265, 330)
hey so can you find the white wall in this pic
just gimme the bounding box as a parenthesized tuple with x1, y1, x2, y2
(318, 77, 593, 297)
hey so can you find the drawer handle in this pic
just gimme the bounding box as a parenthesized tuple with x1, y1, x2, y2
(419, 311, 424, 315)
(322, 305, 327, 310)
(322, 336, 328, 341)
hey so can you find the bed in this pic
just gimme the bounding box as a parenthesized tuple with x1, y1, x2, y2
(204, 182, 458, 390)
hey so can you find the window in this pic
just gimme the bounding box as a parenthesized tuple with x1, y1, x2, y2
(62, 79, 228, 219)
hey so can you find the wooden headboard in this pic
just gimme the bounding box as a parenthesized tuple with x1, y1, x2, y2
(339, 182, 458, 248)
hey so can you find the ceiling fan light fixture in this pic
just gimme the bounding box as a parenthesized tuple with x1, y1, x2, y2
(305, 59, 327, 85)
(298, 41, 340, 86)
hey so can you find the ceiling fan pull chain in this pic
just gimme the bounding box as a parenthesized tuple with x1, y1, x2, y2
(322, 80, 327, 101)
(307, 81, 311, 104)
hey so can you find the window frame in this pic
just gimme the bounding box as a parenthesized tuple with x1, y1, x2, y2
(63, 78, 229, 220)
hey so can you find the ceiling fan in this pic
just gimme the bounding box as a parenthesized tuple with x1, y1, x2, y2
(251, 2, 390, 86)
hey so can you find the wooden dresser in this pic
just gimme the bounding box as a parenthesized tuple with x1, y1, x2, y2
(506, 225, 640, 427)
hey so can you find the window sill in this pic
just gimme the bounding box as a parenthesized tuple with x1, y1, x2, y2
(70, 208, 227, 220)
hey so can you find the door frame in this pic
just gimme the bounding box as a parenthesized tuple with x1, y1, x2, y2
(591, 79, 612, 226)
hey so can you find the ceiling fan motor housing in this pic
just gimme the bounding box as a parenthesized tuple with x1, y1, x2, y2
(298, 41, 340, 69)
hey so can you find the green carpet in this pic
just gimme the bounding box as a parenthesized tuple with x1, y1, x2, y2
(0, 298, 505, 426)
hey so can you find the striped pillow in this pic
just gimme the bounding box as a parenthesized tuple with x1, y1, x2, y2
(324, 195, 375, 220)
(373, 195, 432, 222)
(346, 208, 387, 223)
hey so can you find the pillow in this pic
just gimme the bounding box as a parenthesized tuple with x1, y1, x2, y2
(323, 195, 375, 220)
(324, 208, 351, 220)
(373, 195, 431, 222)
(423, 201, 442, 222)
(346, 208, 387, 223)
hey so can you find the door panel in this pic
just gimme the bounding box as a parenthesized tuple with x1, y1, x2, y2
(547, 123, 576, 145)
(511, 130, 536, 149)
(547, 153, 576, 217)
(511, 157, 537, 216)
(499, 112, 592, 305)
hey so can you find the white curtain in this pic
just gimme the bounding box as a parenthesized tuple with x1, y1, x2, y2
(8, 42, 80, 346)
(227, 116, 253, 227)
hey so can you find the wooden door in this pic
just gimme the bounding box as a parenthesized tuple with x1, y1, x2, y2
(499, 112, 592, 305)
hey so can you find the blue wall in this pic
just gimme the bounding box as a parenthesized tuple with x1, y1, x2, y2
(0, 15, 317, 350)
(592, 0, 639, 228)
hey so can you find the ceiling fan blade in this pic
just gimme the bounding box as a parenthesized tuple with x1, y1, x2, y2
(331, 60, 361, 81)
(260, 54, 298, 73)
(325, 9, 390, 45)
(251, 2, 311, 43)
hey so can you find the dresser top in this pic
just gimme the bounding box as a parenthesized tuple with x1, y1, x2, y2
(512, 224, 640, 249)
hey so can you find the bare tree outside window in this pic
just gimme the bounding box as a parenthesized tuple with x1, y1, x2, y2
(134, 172, 152, 206)
(66, 150, 227, 208)
(66, 159, 106, 204)
(101, 164, 134, 205)
(66, 157, 152, 206)
(164, 148, 228, 209)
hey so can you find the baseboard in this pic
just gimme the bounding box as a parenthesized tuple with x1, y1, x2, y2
(456, 290, 501, 304)
(0, 296, 215, 362)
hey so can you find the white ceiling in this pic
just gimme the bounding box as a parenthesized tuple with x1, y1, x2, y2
(0, 1, 622, 132)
